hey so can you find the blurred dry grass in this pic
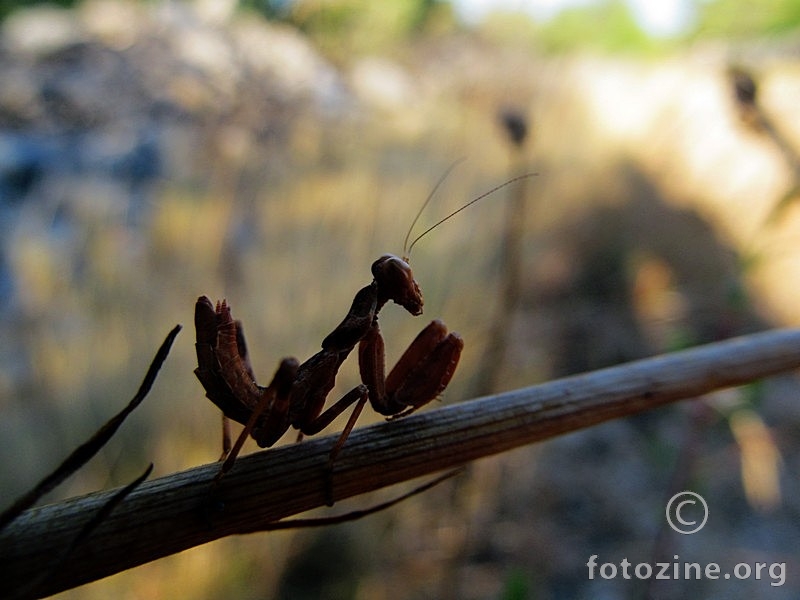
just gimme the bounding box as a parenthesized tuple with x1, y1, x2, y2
(2, 3, 800, 598)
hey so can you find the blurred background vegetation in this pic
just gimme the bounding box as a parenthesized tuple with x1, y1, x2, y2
(2, 0, 800, 598)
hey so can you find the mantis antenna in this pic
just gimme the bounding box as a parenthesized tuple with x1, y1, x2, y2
(403, 171, 538, 261)
(402, 158, 466, 261)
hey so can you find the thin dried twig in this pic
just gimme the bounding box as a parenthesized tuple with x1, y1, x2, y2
(260, 468, 463, 530)
(0, 324, 181, 530)
(2, 328, 800, 597)
(13, 464, 154, 600)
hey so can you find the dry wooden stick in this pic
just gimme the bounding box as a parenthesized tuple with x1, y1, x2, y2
(2, 328, 800, 597)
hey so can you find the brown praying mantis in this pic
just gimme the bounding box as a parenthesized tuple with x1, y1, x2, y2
(194, 169, 535, 489)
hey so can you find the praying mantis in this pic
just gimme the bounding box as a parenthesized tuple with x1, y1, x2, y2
(194, 170, 534, 489)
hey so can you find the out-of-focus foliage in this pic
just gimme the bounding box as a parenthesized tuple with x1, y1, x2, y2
(237, 0, 293, 20)
(253, 0, 663, 57)
(694, 0, 800, 39)
(0, 0, 78, 20)
(241, 0, 457, 60)
(478, 1, 665, 56)
(532, 0, 655, 54)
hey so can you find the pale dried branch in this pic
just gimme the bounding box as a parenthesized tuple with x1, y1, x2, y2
(2, 328, 800, 598)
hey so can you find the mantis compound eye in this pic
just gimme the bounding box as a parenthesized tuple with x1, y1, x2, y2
(372, 254, 423, 316)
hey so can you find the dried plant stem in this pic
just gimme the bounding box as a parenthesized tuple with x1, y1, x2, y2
(3, 328, 800, 597)
(0, 325, 181, 532)
(472, 157, 531, 395)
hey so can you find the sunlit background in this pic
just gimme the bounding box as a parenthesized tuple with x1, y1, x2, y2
(1, 0, 800, 598)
